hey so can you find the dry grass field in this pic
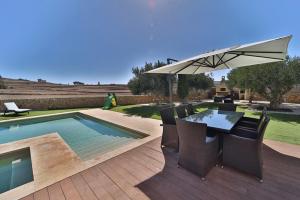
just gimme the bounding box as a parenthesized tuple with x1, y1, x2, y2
(0, 78, 132, 100)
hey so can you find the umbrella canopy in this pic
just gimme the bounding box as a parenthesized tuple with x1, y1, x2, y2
(146, 35, 292, 75)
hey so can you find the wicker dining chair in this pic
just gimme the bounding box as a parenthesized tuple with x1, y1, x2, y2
(237, 107, 267, 129)
(224, 98, 234, 104)
(232, 113, 267, 139)
(186, 103, 195, 116)
(218, 103, 237, 112)
(176, 119, 219, 179)
(223, 115, 270, 182)
(160, 107, 179, 151)
(175, 105, 188, 119)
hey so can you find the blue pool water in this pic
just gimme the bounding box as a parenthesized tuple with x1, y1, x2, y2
(0, 113, 144, 160)
(0, 148, 33, 194)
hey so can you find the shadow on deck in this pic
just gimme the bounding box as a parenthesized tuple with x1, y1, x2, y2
(22, 138, 300, 200)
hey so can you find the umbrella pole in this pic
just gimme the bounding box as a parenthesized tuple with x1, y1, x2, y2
(168, 74, 173, 106)
(166, 58, 178, 107)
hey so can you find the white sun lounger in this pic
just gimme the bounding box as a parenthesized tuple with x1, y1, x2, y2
(4, 102, 31, 115)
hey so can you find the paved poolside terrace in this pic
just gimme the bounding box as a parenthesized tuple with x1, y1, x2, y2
(0, 108, 300, 200)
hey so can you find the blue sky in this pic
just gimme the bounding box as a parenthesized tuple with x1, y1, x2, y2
(0, 0, 299, 84)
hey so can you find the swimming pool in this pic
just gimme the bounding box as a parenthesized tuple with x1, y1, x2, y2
(0, 113, 145, 160)
(0, 148, 33, 194)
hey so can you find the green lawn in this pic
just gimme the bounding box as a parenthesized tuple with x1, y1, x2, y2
(111, 103, 300, 145)
(1, 104, 299, 145)
(0, 108, 88, 121)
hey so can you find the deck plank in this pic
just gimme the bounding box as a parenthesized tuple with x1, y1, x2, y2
(33, 188, 49, 200)
(116, 152, 197, 200)
(93, 166, 131, 200)
(80, 168, 114, 200)
(26, 138, 300, 200)
(47, 183, 65, 200)
(20, 194, 34, 200)
(60, 178, 82, 200)
(70, 174, 98, 200)
(99, 162, 151, 200)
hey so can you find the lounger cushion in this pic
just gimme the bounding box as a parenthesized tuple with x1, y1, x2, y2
(15, 109, 31, 112)
(4, 102, 19, 111)
(4, 102, 31, 113)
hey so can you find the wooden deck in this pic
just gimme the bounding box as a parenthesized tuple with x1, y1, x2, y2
(21, 138, 300, 200)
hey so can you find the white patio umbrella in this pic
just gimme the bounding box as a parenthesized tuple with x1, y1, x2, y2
(145, 35, 292, 103)
(146, 35, 292, 75)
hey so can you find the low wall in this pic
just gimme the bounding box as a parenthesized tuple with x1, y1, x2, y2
(0, 95, 157, 111)
(0, 91, 209, 111)
(244, 91, 300, 104)
(284, 89, 300, 103)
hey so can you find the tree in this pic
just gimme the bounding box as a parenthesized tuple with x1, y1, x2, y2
(127, 77, 142, 94)
(227, 57, 298, 109)
(188, 74, 214, 91)
(177, 74, 189, 100)
(128, 62, 215, 103)
(178, 73, 214, 101)
(227, 66, 256, 103)
(0, 77, 6, 89)
(73, 81, 84, 85)
(289, 56, 300, 83)
(251, 60, 295, 109)
(127, 61, 173, 99)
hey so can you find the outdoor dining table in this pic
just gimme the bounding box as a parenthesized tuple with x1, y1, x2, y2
(183, 109, 245, 133)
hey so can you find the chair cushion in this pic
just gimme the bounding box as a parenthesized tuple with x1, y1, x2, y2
(238, 121, 257, 129)
(232, 128, 258, 139)
(234, 124, 256, 132)
(239, 118, 258, 124)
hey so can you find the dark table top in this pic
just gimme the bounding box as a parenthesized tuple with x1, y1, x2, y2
(183, 109, 244, 133)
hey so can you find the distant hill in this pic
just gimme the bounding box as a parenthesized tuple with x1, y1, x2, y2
(0, 77, 131, 99)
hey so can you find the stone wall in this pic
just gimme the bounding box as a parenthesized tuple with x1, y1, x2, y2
(0, 91, 209, 111)
(0, 95, 157, 111)
(243, 85, 300, 103)
(284, 91, 300, 103)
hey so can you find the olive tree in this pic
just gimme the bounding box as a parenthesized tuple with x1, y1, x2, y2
(227, 57, 299, 109)
(227, 67, 256, 103)
(128, 61, 173, 100)
(177, 74, 189, 100)
(177, 73, 214, 101)
(0, 76, 6, 89)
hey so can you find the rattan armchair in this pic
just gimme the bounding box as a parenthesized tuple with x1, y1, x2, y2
(160, 107, 179, 151)
(175, 105, 188, 119)
(223, 115, 270, 182)
(176, 119, 219, 179)
(224, 98, 234, 103)
(237, 107, 267, 129)
(186, 103, 195, 115)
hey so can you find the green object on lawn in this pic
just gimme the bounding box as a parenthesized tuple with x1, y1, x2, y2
(103, 93, 117, 110)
